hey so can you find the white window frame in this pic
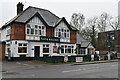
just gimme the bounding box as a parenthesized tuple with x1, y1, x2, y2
(43, 44, 49, 53)
(60, 45, 74, 54)
(26, 24, 46, 40)
(17, 43, 28, 54)
(55, 28, 70, 38)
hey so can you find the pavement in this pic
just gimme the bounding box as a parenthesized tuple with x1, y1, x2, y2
(72, 59, 119, 65)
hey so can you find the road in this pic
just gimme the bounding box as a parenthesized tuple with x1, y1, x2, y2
(2, 61, 118, 78)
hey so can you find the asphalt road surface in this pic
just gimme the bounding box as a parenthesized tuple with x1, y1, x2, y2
(2, 61, 118, 78)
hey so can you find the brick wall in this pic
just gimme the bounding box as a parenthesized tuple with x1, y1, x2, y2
(0, 42, 6, 60)
(70, 31, 76, 43)
(10, 22, 25, 40)
(98, 30, 120, 52)
(98, 32, 108, 51)
(46, 27, 54, 37)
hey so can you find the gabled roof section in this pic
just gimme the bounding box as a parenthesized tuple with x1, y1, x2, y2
(77, 32, 94, 48)
(1, 6, 78, 31)
(2, 6, 60, 28)
(55, 17, 78, 31)
(15, 6, 60, 26)
(77, 32, 87, 44)
(26, 12, 48, 26)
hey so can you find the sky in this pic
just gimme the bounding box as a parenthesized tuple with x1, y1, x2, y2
(0, 0, 119, 28)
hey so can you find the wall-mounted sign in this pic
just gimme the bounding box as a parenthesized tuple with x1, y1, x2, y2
(40, 36, 60, 43)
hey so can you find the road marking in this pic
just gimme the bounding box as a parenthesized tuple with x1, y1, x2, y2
(23, 64, 29, 66)
(62, 67, 100, 73)
(112, 65, 117, 67)
(16, 62, 21, 64)
(62, 69, 82, 73)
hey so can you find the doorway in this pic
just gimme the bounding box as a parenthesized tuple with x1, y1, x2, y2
(34, 46, 40, 58)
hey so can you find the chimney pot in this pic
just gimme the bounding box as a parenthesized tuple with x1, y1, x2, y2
(17, 2, 24, 15)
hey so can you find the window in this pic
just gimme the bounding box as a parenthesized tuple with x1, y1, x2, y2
(71, 46, 74, 53)
(35, 30, 38, 35)
(27, 24, 31, 34)
(55, 28, 70, 38)
(7, 29, 10, 35)
(61, 46, 64, 53)
(58, 32, 61, 37)
(68, 46, 71, 53)
(43, 44, 49, 53)
(67, 29, 69, 38)
(35, 25, 38, 35)
(18, 43, 27, 53)
(26, 24, 45, 36)
(39, 30, 41, 35)
(80, 48, 85, 54)
(31, 28, 34, 34)
(27, 29, 30, 34)
(60, 45, 74, 54)
(65, 45, 68, 53)
(35, 25, 38, 28)
(6, 44, 10, 52)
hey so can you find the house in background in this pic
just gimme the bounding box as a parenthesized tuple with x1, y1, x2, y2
(77, 32, 95, 56)
(0, 2, 78, 61)
(98, 30, 120, 59)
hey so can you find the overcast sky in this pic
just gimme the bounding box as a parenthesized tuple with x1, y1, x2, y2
(0, 0, 119, 27)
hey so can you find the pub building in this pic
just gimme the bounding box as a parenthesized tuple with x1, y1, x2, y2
(0, 2, 78, 61)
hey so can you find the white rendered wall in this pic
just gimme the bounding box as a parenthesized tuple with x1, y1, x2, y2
(1, 26, 10, 41)
(26, 16, 46, 40)
(55, 21, 70, 42)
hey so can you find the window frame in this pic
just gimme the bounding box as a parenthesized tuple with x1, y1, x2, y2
(18, 43, 28, 54)
(55, 28, 70, 38)
(43, 44, 49, 53)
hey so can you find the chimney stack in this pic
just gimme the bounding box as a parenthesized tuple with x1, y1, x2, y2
(17, 2, 24, 15)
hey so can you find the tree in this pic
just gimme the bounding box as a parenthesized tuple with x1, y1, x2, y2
(81, 16, 98, 47)
(81, 27, 92, 41)
(70, 13, 85, 31)
(97, 12, 112, 32)
(109, 16, 120, 30)
(87, 17, 98, 47)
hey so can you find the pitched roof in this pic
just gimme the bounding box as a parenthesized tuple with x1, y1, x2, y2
(2, 6, 77, 31)
(77, 32, 87, 44)
(77, 32, 94, 48)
